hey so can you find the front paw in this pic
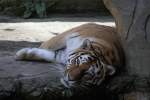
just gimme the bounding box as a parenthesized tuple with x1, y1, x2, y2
(15, 48, 31, 60)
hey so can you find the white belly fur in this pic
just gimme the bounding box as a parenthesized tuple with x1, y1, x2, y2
(55, 32, 97, 64)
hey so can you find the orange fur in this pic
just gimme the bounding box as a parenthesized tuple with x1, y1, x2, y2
(40, 23, 124, 67)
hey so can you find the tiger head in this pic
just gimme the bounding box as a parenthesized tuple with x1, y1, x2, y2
(61, 39, 116, 88)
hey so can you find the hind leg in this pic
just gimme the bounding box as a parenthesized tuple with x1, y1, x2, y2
(15, 48, 56, 62)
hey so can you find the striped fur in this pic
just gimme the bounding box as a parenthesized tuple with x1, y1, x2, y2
(61, 40, 112, 87)
(15, 23, 125, 88)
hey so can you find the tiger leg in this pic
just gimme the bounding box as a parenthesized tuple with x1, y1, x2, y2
(15, 48, 55, 62)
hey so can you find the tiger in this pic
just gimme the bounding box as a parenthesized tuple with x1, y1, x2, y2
(15, 23, 125, 88)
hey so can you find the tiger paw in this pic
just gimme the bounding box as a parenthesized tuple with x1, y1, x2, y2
(15, 48, 31, 60)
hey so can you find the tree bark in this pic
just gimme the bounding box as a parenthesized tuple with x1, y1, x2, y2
(103, 0, 150, 100)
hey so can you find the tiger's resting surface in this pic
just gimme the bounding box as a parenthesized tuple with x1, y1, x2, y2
(0, 41, 65, 99)
(0, 41, 113, 100)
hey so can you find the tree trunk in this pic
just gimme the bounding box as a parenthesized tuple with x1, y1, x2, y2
(103, 0, 150, 99)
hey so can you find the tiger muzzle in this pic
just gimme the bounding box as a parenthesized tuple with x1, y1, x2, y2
(66, 60, 97, 81)
(61, 60, 99, 88)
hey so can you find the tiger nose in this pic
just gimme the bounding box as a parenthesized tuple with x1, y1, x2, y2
(67, 67, 83, 81)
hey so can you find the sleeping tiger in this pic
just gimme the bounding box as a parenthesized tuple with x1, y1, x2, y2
(15, 23, 125, 88)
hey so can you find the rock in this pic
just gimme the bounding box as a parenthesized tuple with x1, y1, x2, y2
(103, 0, 150, 76)
(0, 41, 65, 100)
(103, 0, 150, 100)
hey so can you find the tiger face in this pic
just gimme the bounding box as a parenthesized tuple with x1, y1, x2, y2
(61, 39, 116, 88)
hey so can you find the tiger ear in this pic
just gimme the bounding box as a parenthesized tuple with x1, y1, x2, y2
(81, 39, 92, 49)
(105, 65, 116, 75)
